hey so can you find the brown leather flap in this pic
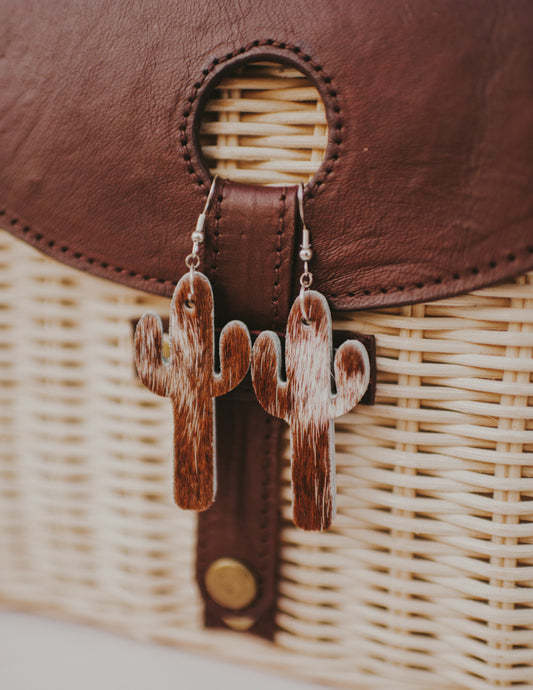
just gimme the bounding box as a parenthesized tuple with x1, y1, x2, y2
(1, 0, 532, 319)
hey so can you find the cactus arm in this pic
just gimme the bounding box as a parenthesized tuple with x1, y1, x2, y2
(251, 330, 289, 421)
(330, 339, 370, 418)
(134, 312, 172, 397)
(212, 320, 251, 397)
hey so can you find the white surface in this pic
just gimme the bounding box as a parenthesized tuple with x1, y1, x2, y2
(0, 611, 326, 690)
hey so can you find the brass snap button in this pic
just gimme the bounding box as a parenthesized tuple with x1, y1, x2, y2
(205, 558, 258, 611)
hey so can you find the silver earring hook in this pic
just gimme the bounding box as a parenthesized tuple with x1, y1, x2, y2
(185, 175, 219, 300)
(297, 184, 313, 322)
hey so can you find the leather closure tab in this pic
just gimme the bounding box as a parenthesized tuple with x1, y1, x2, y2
(203, 179, 298, 331)
(196, 386, 283, 640)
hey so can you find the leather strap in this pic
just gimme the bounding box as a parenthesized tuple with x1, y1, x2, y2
(196, 383, 283, 640)
(195, 182, 297, 638)
(204, 179, 297, 331)
(196, 181, 291, 638)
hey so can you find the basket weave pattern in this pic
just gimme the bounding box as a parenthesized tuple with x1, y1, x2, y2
(1, 64, 532, 690)
(199, 62, 327, 185)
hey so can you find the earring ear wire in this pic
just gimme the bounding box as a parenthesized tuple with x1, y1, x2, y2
(185, 175, 219, 300)
(297, 183, 313, 322)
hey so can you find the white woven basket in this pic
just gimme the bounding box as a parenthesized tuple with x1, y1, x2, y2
(1, 62, 532, 690)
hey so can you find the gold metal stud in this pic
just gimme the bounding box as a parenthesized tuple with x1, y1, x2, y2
(205, 558, 258, 611)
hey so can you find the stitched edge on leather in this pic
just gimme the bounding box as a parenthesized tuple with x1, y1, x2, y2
(273, 189, 287, 329)
(178, 40, 343, 198)
(0, 208, 178, 289)
(326, 243, 533, 299)
(210, 180, 226, 287)
(2, 208, 533, 303)
(0, 209, 533, 309)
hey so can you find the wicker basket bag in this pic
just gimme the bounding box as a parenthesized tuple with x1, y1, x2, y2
(1, 7, 533, 690)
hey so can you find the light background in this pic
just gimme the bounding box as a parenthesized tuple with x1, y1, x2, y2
(0, 611, 329, 690)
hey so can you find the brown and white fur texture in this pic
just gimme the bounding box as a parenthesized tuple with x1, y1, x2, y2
(135, 272, 251, 511)
(252, 290, 370, 531)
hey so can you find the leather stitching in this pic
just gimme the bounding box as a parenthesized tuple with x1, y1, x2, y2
(273, 189, 286, 329)
(1, 209, 532, 300)
(179, 41, 343, 198)
(326, 247, 533, 297)
(211, 180, 225, 286)
(0, 209, 178, 288)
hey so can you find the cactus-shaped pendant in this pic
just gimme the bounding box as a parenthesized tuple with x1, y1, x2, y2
(252, 290, 370, 531)
(135, 272, 251, 511)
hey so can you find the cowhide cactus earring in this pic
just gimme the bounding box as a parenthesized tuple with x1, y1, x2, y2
(135, 178, 251, 511)
(252, 185, 370, 531)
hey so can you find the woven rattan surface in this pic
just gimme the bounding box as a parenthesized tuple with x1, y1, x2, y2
(199, 61, 327, 185)
(1, 63, 532, 689)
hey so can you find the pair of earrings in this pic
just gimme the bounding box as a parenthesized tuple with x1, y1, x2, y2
(135, 181, 370, 531)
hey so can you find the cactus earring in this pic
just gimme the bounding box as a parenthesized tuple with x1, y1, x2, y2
(134, 179, 251, 511)
(252, 185, 370, 531)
